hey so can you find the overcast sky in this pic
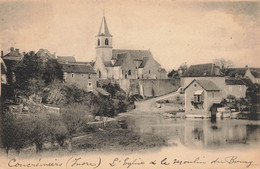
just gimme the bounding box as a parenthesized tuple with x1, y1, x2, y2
(0, 0, 259, 70)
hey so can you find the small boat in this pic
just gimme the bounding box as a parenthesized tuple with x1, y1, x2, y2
(216, 107, 231, 118)
(185, 114, 210, 118)
(230, 112, 240, 119)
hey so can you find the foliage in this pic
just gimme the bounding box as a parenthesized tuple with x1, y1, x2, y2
(4, 51, 62, 100)
(178, 62, 188, 75)
(168, 69, 179, 78)
(102, 83, 122, 98)
(213, 58, 233, 74)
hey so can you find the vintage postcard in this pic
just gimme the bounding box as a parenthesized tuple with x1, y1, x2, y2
(0, 0, 260, 169)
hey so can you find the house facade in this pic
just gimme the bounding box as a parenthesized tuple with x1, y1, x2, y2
(94, 16, 167, 80)
(225, 79, 247, 98)
(184, 79, 222, 117)
(62, 64, 97, 92)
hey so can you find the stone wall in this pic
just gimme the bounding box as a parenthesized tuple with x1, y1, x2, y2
(98, 79, 180, 98)
(130, 79, 180, 97)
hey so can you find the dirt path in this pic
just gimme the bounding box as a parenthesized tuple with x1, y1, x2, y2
(120, 91, 181, 117)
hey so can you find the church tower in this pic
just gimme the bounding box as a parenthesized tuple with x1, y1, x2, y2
(94, 16, 113, 79)
(96, 16, 113, 62)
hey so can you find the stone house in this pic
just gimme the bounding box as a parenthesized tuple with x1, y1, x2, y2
(226, 66, 260, 85)
(225, 79, 247, 98)
(61, 63, 97, 92)
(184, 79, 222, 117)
(1, 47, 23, 62)
(94, 16, 167, 80)
(181, 63, 248, 99)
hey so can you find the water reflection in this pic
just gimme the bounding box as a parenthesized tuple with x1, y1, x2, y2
(126, 114, 260, 149)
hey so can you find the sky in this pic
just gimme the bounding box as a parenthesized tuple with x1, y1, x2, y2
(0, 0, 259, 70)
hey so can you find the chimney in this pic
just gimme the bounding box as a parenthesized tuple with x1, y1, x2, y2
(15, 49, 19, 53)
(10, 47, 14, 52)
(1, 50, 3, 58)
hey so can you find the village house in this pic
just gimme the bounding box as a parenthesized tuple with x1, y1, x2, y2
(182, 63, 249, 117)
(226, 66, 260, 85)
(94, 16, 168, 80)
(61, 63, 97, 92)
(225, 78, 247, 98)
(184, 79, 222, 118)
(1, 47, 24, 63)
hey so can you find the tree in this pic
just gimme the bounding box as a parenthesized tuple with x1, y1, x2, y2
(168, 69, 179, 78)
(178, 62, 188, 75)
(43, 59, 63, 84)
(29, 115, 50, 153)
(213, 58, 233, 74)
(61, 104, 85, 151)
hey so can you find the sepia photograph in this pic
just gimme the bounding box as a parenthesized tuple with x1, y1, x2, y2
(0, 0, 260, 168)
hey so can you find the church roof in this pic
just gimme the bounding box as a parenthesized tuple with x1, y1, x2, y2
(112, 49, 152, 61)
(113, 53, 127, 66)
(98, 16, 112, 37)
(139, 56, 150, 68)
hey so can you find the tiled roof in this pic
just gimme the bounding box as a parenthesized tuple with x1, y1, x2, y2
(183, 63, 223, 77)
(57, 56, 76, 64)
(113, 53, 127, 66)
(62, 64, 96, 74)
(112, 49, 152, 61)
(184, 79, 220, 91)
(196, 80, 220, 91)
(225, 68, 247, 77)
(76, 61, 95, 67)
(225, 79, 245, 85)
(249, 68, 260, 78)
(241, 78, 254, 87)
(139, 57, 150, 68)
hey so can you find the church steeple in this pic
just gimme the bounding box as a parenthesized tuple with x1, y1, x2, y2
(98, 16, 112, 37)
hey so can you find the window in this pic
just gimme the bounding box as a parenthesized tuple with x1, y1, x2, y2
(88, 74, 91, 79)
(194, 95, 202, 103)
(128, 70, 131, 75)
(71, 73, 74, 78)
(98, 39, 100, 46)
(105, 38, 109, 45)
(125, 74, 127, 79)
(149, 70, 151, 74)
(99, 71, 101, 78)
(88, 82, 92, 87)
